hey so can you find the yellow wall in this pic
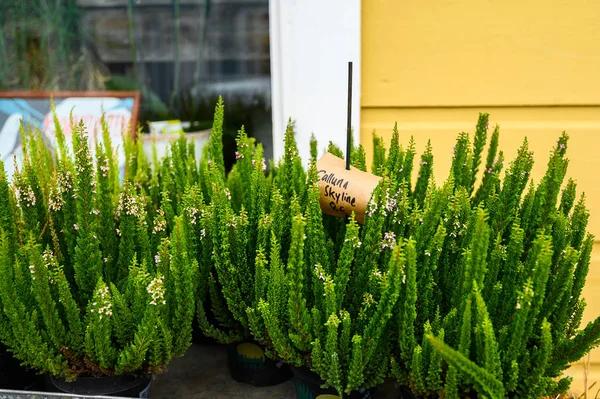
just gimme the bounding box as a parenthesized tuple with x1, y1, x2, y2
(361, 0, 600, 394)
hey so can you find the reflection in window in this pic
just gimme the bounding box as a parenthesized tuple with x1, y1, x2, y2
(0, 0, 273, 167)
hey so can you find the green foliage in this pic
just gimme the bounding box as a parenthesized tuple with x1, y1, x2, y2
(0, 115, 195, 380)
(207, 96, 226, 182)
(11, 97, 594, 399)
(372, 131, 387, 176)
(187, 115, 404, 396)
(189, 110, 598, 397)
(372, 119, 599, 398)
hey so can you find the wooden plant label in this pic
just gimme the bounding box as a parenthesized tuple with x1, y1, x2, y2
(316, 152, 382, 224)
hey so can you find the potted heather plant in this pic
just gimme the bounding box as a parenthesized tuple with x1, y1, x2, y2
(0, 115, 196, 396)
(183, 98, 294, 386)
(365, 114, 600, 399)
(252, 138, 406, 399)
(194, 108, 403, 397)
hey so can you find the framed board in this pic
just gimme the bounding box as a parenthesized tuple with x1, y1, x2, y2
(0, 91, 140, 178)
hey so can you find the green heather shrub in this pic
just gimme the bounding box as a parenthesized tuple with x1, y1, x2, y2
(190, 100, 402, 395)
(0, 115, 196, 380)
(366, 114, 598, 399)
(193, 108, 599, 398)
(188, 98, 275, 343)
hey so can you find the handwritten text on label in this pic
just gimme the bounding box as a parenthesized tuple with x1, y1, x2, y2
(316, 153, 382, 224)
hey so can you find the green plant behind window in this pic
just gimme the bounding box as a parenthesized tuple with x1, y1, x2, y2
(0, 0, 108, 91)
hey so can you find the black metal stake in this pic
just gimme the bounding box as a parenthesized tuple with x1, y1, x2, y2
(346, 61, 353, 170)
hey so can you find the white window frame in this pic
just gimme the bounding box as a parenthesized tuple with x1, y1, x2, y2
(269, 0, 361, 163)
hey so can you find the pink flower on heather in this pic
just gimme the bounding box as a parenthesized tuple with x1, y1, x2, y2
(379, 231, 396, 252)
(73, 224, 79, 231)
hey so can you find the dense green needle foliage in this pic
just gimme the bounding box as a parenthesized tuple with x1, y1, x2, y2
(4, 96, 597, 399)
(368, 114, 599, 399)
(184, 107, 599, 398)
(0, 114, 196, 380)
(185, 104, 402, 395)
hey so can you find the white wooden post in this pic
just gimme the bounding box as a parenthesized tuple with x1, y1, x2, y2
(269, 0, 361, 163)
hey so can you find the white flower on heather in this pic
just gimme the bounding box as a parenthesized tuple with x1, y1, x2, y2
(365, 198, 378, 217)
(344, 234, 361, 249)
(42, 249, 56, 268)
(91, 283, 113, 320)
(186, 206, 199, 225)
(48, 185, 63, 212)
(314, 264, 326, 281)
(386, 196, 397, 213)
(18, 185, 37, 207)
(153, 209, 167, 234)
(147, 275, 166, 306)
(41, 249, 58, 284)
(13, 186, 20, 202)
(118, 189, 141, 217)
(100, 158, 110, 177)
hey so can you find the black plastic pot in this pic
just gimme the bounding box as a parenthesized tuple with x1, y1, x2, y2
(0, 349, 41, 390)
(291, 366, 373, 399)
(51, 374, 151, 397)
(226, 341, 293, 386)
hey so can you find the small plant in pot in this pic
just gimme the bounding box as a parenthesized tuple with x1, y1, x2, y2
(371, 114, 600, 398)
(184, 100, 294, 386)
(0, 118, 196, 396)
(216, 122, 410, 398)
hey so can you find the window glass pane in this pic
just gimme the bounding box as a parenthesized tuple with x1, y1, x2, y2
(0, 0, 273, 169)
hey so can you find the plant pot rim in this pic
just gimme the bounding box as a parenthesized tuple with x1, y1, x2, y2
(50, 373, 151, 396)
